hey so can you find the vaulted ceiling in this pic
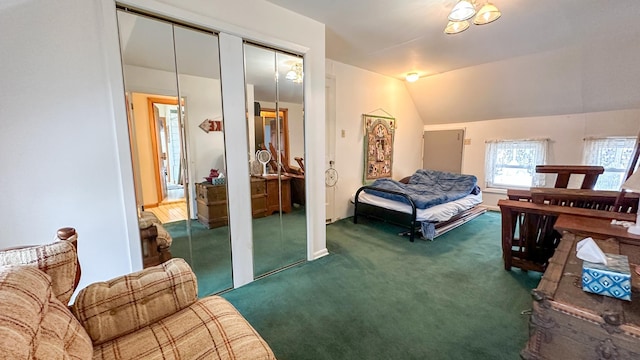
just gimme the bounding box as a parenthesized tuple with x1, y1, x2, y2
(266, 0, 640, 124)
(265, 0, 640, 80)
(118, 1, 640, 123)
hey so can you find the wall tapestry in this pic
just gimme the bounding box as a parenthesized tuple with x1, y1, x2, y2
(363, 114, 395, 183)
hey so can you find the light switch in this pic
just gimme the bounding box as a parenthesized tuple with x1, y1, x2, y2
(341, 129, 346, 138)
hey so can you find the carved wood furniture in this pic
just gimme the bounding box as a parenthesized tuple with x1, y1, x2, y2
(522, 230, 640, 359)
(555, 214, 640, 242)
(138, 211, 172, 268)
(535, 165, 604, 189)
(294, 157, 305, 172)
(196, 179, 267, 228)
(289, 173, 305, 206)
(139, 224, 160, 268)
(498, 189, 638, 272)
(254, 175, 292, 214)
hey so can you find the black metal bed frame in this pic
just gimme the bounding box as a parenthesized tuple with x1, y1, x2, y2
(353, 185, 486, 242)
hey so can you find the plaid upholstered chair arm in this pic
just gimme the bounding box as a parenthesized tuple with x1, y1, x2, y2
(0, 227, 80, 305)
(71, 258, 198, 346)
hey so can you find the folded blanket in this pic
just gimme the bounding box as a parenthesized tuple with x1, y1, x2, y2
(364, 169, 478, 210)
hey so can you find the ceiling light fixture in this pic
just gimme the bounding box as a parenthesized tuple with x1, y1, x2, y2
(285, 63, 303, 83)
(445, 1, 501, 35)
(405, 72, 420, 82)
(448, 0, 476, 21)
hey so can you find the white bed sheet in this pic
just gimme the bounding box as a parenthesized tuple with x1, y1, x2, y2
(353, 191, 483, 222)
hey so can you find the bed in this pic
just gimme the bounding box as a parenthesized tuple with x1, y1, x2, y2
(352, 169, 486, 242)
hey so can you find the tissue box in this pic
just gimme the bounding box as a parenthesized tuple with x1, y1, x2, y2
(212, 177, 225, 185)
(582, 253, 631, 301)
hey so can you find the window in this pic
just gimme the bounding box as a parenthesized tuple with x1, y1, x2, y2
(485, 139, 548, 189)
(582, 137, 636, 190)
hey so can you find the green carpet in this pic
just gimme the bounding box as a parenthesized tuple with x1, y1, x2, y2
(164, 221, 233, 297)
(164, 205, 307, 297)
(222, 211, 541, 360)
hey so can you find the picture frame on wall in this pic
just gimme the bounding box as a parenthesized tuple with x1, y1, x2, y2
(363, 114, 395, 183)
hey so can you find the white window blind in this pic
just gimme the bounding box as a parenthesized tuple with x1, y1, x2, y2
(582, 137, 636, 190)
(485, 139, 548, 189)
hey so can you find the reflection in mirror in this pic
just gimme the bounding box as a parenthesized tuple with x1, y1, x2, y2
(116, 9, 232, 295)
(244, 43, 306, 278)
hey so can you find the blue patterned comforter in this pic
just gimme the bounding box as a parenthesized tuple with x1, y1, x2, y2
(364, 169, 479, 210)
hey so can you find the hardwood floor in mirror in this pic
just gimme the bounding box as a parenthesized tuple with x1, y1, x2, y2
(147, 202, 187, 224)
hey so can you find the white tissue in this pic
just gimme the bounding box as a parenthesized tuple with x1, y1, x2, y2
(576, 237, 608, 265)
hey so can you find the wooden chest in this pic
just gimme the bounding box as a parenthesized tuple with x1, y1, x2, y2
(195, 179, 267, 229)
(522, 233, 640, 359)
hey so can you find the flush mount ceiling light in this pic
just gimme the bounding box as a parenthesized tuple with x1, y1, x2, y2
(405, 72, 420, 82)
(285, 63, 303, 83)
(445, 1, 501, 34)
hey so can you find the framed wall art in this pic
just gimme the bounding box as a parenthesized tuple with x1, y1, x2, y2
(363, 114, 395, 183)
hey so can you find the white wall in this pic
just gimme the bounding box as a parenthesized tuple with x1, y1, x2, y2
(1, 0, 326, 291)
(178, 74, 226, 183)
(424, 109, 640, 209)
(124, 65, 225, 186)
(326, 60, 424, 220)
(0, 0, 141, 290)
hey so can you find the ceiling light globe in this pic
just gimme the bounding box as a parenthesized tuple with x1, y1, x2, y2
(444, 20, 470, 35)
(448, 1, 476, 22)
(406, 73, 420, 82)
(285, 70, 297, 80)
(473, 3, 501, 25)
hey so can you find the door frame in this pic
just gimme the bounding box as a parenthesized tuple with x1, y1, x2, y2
(147, 97, 180, 204)
(260, 108, 289, 166)
(325, 75, 336, 223)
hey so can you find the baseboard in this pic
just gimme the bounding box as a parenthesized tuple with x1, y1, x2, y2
(482, 205, 500, 212)
(311, 248, 329, 260)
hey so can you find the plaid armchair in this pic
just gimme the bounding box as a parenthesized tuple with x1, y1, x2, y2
(0, 228, 276, 359)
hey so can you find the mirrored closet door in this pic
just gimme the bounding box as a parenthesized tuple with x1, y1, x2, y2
(116, 9, 232, 296)
(244, 43, 307, 277)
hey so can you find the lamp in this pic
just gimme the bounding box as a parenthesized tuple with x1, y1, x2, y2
(285, 63, 303, 83)
(621, 171, 640, 235)
(448, 1, 476, 21)
(474, 2, 501, 25)
(405, 72, 420, 82)
(445, 1, 501, 34)
(444, 20, 470, 35)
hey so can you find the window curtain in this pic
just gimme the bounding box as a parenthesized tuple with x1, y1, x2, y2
(582, 137, 636, 190)
(582, 137, 635, 167)
(485, 139, 548, 188)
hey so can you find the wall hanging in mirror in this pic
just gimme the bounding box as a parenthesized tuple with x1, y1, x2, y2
(199, 118, 223, 133)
